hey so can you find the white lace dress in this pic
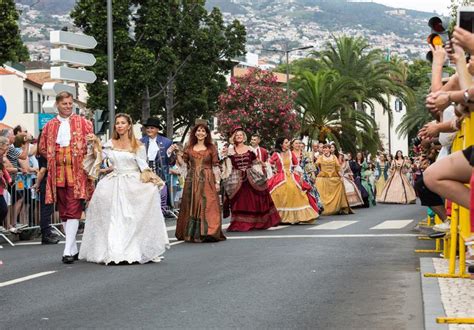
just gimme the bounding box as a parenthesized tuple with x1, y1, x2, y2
(79, 141, 170, 264)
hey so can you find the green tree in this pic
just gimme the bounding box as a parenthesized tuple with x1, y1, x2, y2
(71, 0, 246, 138)
(313, 36, 415, 123)
(274, 57, 322, 76)
(0, 0, 29, 65)
(396, 60, 433, 139)
(293, 70, 380, 155)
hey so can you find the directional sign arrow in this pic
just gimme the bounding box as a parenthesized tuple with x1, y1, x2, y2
(51, 66, 97, 84)
(42, 82, 77, 98)
(50, 48, 96, 67)
(50, 31, 97, 50)
(42, 100, 57, 113)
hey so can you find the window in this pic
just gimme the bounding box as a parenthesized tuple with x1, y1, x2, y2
(29, 90, 33, 113)
(395, 98, 403, 112)
(24, 88, 28, 113)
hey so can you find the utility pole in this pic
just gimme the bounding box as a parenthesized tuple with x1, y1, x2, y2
(107, 0, 115, 133)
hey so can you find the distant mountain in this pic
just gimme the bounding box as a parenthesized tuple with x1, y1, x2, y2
(206, 0, 444, 39)
(16, 0, 76, 14)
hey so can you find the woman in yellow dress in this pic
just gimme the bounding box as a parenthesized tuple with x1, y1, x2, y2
(316, 144, 352, 215)
(375, 154, 389, 200)
(268, 138, 319, 224)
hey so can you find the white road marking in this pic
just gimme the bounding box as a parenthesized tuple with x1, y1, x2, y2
(167, 223, 229, 231)
(226, 234, 418, 239)
(370, 220, 414, 230)
(267, 225, 290, 231)
(0, 271, 57, 288)
(306, 221, 358, 230)
(170, 241, 184, 246)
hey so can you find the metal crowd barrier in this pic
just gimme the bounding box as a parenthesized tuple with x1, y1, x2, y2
(1, 173, 64, 247)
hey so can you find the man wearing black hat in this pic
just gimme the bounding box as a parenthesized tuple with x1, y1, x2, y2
(141, 118, 177, 218)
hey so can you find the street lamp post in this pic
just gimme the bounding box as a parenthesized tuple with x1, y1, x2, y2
(264, 44, 313, 96)
(107, 0, 115, 134)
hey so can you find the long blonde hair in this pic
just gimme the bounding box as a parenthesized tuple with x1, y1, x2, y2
(112, 113, 141, 153)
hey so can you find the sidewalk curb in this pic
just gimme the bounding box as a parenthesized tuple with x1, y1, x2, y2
(420, 257, 448, 330)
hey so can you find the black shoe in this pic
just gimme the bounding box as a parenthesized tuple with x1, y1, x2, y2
(73, 253, 79, 261)
(429, 232, 446, 239)
(42, 234, 60, 245)
(62, 255, 74, 264)
(163, 210, 177, 219)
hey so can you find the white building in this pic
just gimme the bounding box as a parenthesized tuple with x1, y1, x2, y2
(0, 64, 89, 137)
(370, 96, 408, 156)
(0, 66, 48, 136)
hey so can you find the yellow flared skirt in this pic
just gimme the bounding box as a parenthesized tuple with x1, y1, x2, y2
(316, 176, 352, 215)
(270, 173, 318, 224)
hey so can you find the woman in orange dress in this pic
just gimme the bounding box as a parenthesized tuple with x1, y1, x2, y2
(175, 123, 225, 242)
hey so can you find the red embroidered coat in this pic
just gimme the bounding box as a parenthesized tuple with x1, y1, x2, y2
(39, 114, 95, 204)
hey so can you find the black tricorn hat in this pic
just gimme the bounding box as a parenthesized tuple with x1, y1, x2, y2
(143, 117, 163, 130)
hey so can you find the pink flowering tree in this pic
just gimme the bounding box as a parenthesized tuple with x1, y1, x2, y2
(217, 68, 300, 148)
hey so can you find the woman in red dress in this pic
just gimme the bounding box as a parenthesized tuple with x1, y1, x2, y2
(223, 128, 281, 231)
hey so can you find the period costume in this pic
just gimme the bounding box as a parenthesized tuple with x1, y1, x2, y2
(79, 141, 169, 264)
(377, 159, 417, 204)
(268, 151, 319, 224)
(361, 163, 376, 206)
(141, 118, 175, 215)
(251, 144, 273, 179)
(39, 114, 95, 262)
(316, 154, 352, 215)
(175, 145, 226, 242)
(375, 161, 389, 200)
(349, 160, 370, 207)
(339, 160, 364, 207)
(223, 149, 281, 231)
(297, 151, 324, 212)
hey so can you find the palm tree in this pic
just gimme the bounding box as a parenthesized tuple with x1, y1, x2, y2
(294, 70, 380, 154)
(312, 36, 415, 123)
(396, 88, 432, 139)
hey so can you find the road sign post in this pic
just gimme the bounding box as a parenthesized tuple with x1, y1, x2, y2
(42, 31, 97, 113)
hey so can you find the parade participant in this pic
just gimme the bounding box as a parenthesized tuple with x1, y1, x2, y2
(375, 154, 389, 200)
(249, 133, 272, 178)
(361, 161, 376, 206)
(316, 144, 352, 215)
(311, 141, 320, 160)
(79, 114, 169, 264)
(377, 150, 416, 204)
(349, 152, 370, 207)
(223, 128, 281, 231)
(39, 91, 95, 264)
(268, 138, 319, 224)
(141, 117, 176, 218)
(338, 153, 364, 207)
(175, 122, 226, 242)
(291, 139, 324, 212)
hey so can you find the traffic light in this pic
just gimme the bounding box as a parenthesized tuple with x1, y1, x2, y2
(94, 109, 109, 135)
(426, 16, 449, 63)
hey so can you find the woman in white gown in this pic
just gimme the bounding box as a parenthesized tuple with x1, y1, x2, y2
(79, 113, 170, 264)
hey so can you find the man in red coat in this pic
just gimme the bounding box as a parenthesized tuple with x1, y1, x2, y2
(39, 91, 95, 264)
(250, 134, 272, 178)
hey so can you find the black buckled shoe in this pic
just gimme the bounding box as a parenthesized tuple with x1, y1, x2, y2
(73, 253, 79, 261)
(62, 255, 74, 264)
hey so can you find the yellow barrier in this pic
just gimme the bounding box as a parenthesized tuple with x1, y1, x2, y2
(415, 215, 444, 253)
(425, 112, 473, 325)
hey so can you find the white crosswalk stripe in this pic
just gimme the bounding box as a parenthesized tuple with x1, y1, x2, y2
(267, 225, 290, 231)
(370, 220, 414, 230)
(306, 221, 358, 230)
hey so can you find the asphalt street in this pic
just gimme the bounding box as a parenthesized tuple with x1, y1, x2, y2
(0, 203, 435, 329)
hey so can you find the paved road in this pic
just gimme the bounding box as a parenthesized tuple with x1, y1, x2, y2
(0, 203, 435, 329)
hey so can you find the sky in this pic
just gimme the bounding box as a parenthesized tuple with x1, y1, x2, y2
(372, 0, 451, 15)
